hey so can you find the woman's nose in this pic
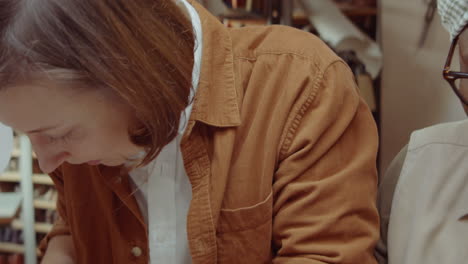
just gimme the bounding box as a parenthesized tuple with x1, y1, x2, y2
(30, 139, 70, 174)
(36, 151, 70, 174)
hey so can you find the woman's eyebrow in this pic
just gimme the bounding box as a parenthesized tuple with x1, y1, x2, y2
(26, 124, 61, 134)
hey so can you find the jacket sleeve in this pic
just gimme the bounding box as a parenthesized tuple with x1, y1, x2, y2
(38, 167, 72, 256)
(272, 60, 380, 264)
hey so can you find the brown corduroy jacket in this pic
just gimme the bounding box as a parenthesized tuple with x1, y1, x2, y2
(40, 1, 380, 263)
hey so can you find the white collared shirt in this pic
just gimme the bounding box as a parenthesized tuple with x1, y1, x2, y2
(129, 1, 202, 263)
(387, 119, 468, 264)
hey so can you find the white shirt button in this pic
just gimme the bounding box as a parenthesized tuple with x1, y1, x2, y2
(131, 246, 143, 257)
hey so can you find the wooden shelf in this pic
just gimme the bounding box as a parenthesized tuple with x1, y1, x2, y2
(10, 149, 36, 159)
(0, 242, 41, 255)
(32, 174, 53, 185)
(11, 149, 20, 158)
(0, 242, 24, 254)
(293, 5, 377, 21)
(11, 220, 53, 234)
(337, 3, 377, 16)
(221, 3, 377, 26)
(34, 200, 56, 210)
(0, 172, 53, 186)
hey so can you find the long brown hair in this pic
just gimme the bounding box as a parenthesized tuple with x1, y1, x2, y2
(0, 0, 195, 165)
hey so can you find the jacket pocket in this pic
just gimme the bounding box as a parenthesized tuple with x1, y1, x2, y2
(216, 191, 273, 263)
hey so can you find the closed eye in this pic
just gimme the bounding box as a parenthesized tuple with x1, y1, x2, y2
(48, 130, 74, 145)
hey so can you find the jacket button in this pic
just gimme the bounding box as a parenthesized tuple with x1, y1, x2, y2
(131, 246, 143, 257)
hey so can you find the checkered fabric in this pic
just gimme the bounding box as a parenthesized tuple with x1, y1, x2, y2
(438, 0, 468, 39)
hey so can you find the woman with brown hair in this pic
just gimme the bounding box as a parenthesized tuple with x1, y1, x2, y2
(0, 0, 379, 263)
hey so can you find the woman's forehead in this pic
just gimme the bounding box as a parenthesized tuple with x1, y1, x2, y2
(0, 84, 62, 131)
(0, 80, 94, 132)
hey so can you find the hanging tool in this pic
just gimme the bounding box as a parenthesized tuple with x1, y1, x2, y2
(418, 0, 437, 48)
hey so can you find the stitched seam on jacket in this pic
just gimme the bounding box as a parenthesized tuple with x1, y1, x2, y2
(235, 51, 323, 66)
(220, 191, 273, 212)
(278, 60, 344, 160)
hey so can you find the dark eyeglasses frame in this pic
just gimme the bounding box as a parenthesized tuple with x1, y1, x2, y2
(443, 33, 468, 106)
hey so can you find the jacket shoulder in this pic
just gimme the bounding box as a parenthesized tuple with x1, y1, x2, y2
(229, 25, 340, 67)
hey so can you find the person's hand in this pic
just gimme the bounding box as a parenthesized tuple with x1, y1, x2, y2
(41, 235, 76, 264)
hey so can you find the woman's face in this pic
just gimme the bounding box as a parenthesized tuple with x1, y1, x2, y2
(0, 81, 142, 174)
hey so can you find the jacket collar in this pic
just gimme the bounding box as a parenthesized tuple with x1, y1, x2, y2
(95, 1, 239, 229)
(187, 1, 241, 129)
